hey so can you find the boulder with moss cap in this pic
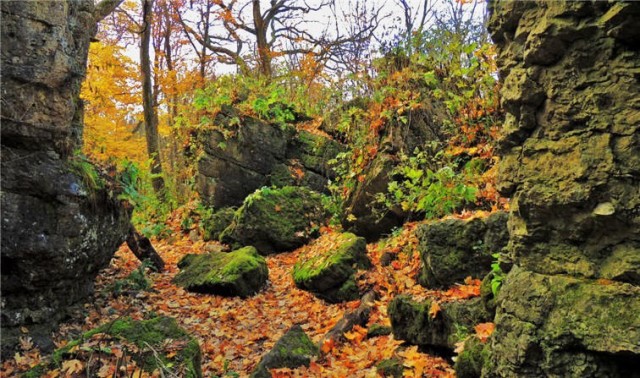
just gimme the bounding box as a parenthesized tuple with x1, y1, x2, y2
(174, 246, 268, 297)
(292, 232, 370, 303)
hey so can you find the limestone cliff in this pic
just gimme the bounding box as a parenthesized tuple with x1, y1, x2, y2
(487, 1, 640, 376)
(1, 0, 130, 353)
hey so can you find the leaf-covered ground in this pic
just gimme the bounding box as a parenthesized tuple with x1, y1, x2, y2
(2, 215, 492, 377)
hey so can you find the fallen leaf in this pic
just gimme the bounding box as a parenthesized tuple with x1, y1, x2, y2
(61, 359, 84, 375)
(429, 301, 441, 319)
(475, 322, 495, 343)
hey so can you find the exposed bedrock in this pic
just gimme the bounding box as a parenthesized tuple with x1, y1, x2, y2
(1, 0, 131, 353)
(486, 1, 640, 376)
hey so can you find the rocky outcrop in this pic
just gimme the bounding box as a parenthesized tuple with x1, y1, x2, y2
(487, 1, 640, 376)
(219, 186, 328, 254)
(1, 0, 131, 353)
(196, 106, 343, 209)
(250, 325, 319, 378)
(416, 212, 508, 289)
(293, 232, 371, 303)
(174, 247, 268, 297)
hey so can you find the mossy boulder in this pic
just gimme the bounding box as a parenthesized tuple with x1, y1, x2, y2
(454, 336, 489, 378)
(388, 295, 491, 349)
(341, 154, 407, 241)
(416, 212, 508, 289)
(53, 317, 201, 377)
(488, 267, 640, 377)
(376, 358, 404, 378)
(250, 325, 319, 378)
(220, 186, 328, 254)
(292, 232, 370, 303)
(202, 207, 235, 241)
(173, 247, 268, 297)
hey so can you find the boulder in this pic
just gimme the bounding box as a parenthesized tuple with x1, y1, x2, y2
(487, 1, 640, 375)
(454, 336, 489, 378)
(202, 207, 235, 241)
(173, 247, 268, 297)
(196, 107, 343, 209)
(250, 325, 319, 378)
(220, 186, 328, 254)
(292, 232, 370, 303)
(50, 317, 202, 377)
(1, 0, 131, 353)
(416, 212, 508, 289)
(388, 295, 492, 349)
(488, 267, 640, 377)
(376, 358, 404, 378)
(341, 154, 407, 241)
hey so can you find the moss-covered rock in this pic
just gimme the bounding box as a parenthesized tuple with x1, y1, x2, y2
(53, 317, 201, 377)
(250, 325, 319, 378)
(487, 267, 640, 377)
(376, 358, 404, 378)
(220, 186, 328, 254)
(292, 232, 370, 303)
(173, 247, 268, 297)
(202, 207, 236, 241)
(341, 154, 407, 241)
(454, 336, 489, 378)
(367, 324, 392, 338)
(388, 295, 491, 349)
(416, 212, 508, 289)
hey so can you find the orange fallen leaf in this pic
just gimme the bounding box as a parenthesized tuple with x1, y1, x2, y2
(429, 301, 441, 319)
(321, 338, 335, 354)
(474, 322, 495, 343)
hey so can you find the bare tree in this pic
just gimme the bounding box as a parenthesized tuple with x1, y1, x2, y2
(177, 0, 384, 78)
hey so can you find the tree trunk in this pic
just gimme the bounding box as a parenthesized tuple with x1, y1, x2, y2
(141, 0, 165, 196)
(126, 227, 165, 272)
(252, 0, 271, 77)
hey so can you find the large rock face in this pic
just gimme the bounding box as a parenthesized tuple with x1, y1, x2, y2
(196, 107, 343, 209)
(487, 1, 640, 376)
(1, 0, 130, 353)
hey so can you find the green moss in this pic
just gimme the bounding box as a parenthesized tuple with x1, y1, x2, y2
(292, 232, 370, 302)
(202, 207, 236, 241)
(67, 153, 105, 196)
(367, 324, 392, 338)
(376, 358, 404, 378)
(293, 232, 369, 289)
(388, 295, 491, 349)
(250, 325, 319, 378)
(173, 247, 268, 297)
(221, 186, 328, 254)
(52, 317, 201, 377)
(454, 337, 488, 378)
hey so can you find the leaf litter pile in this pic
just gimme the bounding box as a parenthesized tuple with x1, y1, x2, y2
(3, 212, 494, 377)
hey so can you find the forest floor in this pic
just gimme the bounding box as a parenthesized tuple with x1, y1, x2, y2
(2, 213, 491, 377)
